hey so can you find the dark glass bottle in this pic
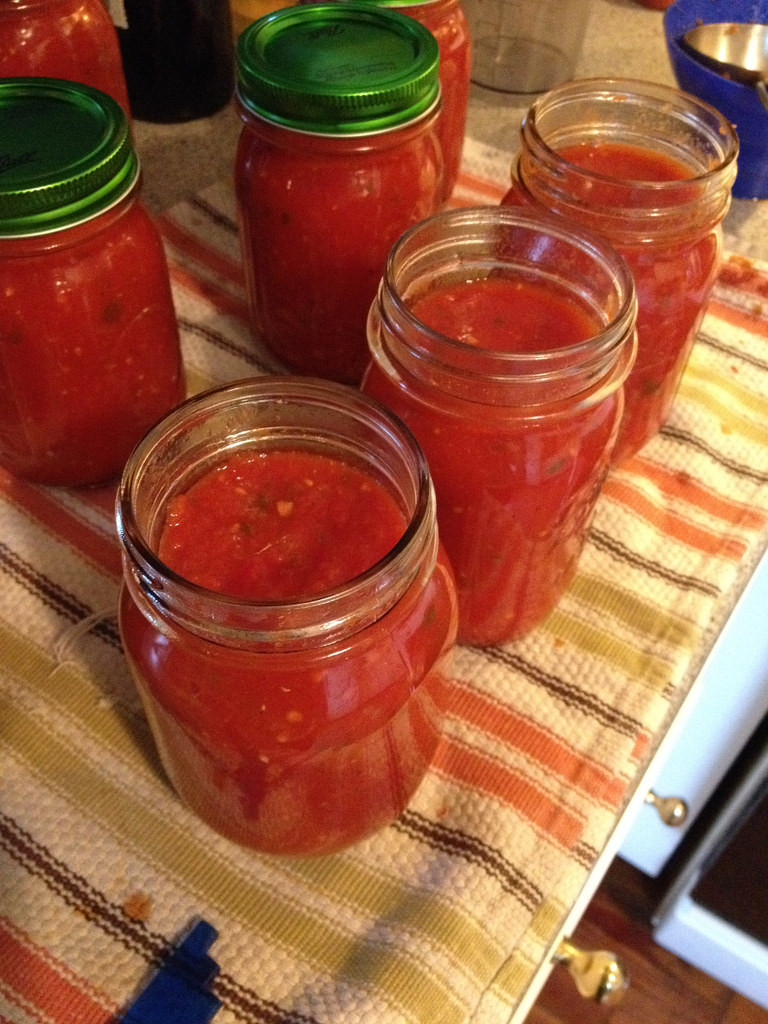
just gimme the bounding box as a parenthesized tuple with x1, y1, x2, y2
(107, 0, 234, 122)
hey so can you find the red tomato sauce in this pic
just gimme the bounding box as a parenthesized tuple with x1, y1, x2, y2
(0, 201, 183, 486)
(363, 275, 619, 645)
(411, 275, 598, 352)
(505, 141, 721, 463)
(402, 0, 471, 202)
(158, 449, 407, 599)
(235, 115, 442, 385)
(0, 0, 131, 116)
(558, 142, 691, 183)
(120, 446, 458, 855)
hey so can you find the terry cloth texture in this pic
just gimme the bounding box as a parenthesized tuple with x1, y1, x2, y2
(1, 139, 768, 1024)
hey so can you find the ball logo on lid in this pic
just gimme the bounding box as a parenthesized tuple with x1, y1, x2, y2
(0, 77, 138, 235)
(306, 22, 345, 38)
(0, 150, 36, 176)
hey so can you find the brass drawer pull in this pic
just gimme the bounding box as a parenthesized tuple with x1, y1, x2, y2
(553, 939, 629, 1004)
(645, 790, 689, 826)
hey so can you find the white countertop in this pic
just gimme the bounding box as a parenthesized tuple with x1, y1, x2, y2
(132, 0, 768, 263)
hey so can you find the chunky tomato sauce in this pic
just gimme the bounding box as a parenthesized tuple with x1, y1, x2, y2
(158, 449, 407, 599)
(0, 201, 183, 486)
(505, 141, 721, 463)
(120, 447, 458, 855)
(0, 0, 130, 115)
(363, 275, 620, 646)
(235, 114, 442, 385)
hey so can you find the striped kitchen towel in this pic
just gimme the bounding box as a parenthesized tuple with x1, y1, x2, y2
(1, 138, 767, 1024)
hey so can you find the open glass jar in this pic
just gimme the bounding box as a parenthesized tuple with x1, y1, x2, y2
(362, 206, 637, 646)
(502, 78, 738, 464)
(116, 377, 458, 856)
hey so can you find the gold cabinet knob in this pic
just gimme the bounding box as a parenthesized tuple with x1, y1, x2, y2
(645, 790, 689, 826)
(553, 939, 629, 1005)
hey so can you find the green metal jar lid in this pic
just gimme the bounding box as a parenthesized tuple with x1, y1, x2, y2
(0, 77, 138, 237)
(236, 2, 440, 134)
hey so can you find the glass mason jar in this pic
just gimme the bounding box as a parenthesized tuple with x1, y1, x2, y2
(502, 78, 738, 465)
(116, 377, 458, 857)
(362, 206, 637, 647)
(235, 4, 444, 385)
(0, 0, 130, 115)
(0, 78, 184, 487)
(299, 0, 471, 203)
(367, 0, 470, 203)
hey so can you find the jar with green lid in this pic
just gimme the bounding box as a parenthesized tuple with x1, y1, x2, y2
(0, 78, 184, 486)
(298, 0, 471, 203)
(234, 2, 443, 384)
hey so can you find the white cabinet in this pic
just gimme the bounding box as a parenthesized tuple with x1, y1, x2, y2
(619, 546, 768, 877)
(651, 726, 768, 1011)
(617, 544, 768, 1010)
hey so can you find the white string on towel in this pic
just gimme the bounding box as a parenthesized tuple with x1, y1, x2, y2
(49, 609, 117, 677)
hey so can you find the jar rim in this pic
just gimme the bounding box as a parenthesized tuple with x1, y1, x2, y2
(518, 77, 738, 232)
(372, 205, 638, 409)
(524, 76, 738, 178)
(116, 377, 437, 649)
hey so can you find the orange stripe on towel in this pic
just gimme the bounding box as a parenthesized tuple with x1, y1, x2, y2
(0, 469, 121, 578)
(602, 476, 748, 560)
(0, 918, 118, 1023)
(629, 458, 768, 533)
(706, 297, 768, 339)
(449, 172, 507, 207)
(158, 213, 245, 287)
(169, 263, 251, 322)
(450, 686, 629, 810)
(434, 740, 585, 849)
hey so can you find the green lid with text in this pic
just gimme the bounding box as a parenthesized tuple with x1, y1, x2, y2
(0, 77, 138, 237)
(236, 2, 440, 134)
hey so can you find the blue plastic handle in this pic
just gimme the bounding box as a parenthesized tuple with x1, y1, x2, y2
(121, 919, 222, 1024)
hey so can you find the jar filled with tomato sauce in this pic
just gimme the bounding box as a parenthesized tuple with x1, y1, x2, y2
(362, 206, 637, 647)
(0, 78, 184, 486)
(391, 0, 470, 202)
(116, 377, 458, 856)
(235, 3, 444, 385)
(502, 78, 738, 465)
(0, 0, 130, 116)
(299, 0, 471, 202)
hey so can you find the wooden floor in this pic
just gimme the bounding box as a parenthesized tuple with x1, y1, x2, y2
(527, 857, 768, 1024)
